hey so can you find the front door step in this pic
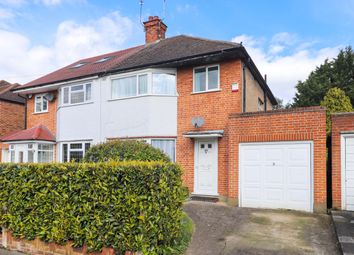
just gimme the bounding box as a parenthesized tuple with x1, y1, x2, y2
(190, 195, 219, 203)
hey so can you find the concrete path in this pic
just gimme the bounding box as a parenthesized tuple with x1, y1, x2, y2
(332, 210, 354, 255)
(184, 201, 340, 255)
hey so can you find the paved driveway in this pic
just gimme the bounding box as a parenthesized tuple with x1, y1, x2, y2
(184, 201, 340, 255)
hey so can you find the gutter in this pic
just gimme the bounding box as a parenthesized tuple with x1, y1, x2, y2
(12, 76, 99, 93)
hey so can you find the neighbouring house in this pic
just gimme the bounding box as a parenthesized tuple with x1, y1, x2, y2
(0, 16, 328, 213)
(0, 80, 26, 162)
(331, 112, 354, 211)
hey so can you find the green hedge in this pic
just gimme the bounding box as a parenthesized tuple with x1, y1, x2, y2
(84, 140, 171, 163)
(0, 162, 186, 254)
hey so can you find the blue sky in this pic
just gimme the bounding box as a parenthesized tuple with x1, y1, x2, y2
(0, 0, 353, 102)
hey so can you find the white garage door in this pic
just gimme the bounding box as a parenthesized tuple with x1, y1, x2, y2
(343, 136, 354, 211)
(240, 142, 312, 212)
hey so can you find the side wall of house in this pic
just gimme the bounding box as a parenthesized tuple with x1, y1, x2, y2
(177, 59, 243, 197)
(244, 67, 273, 112)
(0, 100, 25, 161)
(332, 112, 354, 209)
(228, 107, 327, 212)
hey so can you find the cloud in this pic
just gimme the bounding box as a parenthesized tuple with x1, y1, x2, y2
(0, 7, 14, 19)
(37, 0, 61, 6)
(0, 11, 138, 84)
(232, 33, 341, 103)
(176, 4, 198, 14)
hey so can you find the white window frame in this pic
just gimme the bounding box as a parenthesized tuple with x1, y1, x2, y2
(34, 94, 48, 113)
(9, 145, 15, 163)
(193, 64, 220, 93)
(37, 143, 54, 163)
(110, 69, 177, 100)
(150, 138, 176, 162)
(111, 73, 149, 99)
(61, 141, 91, 162)
(61, 83, 92, 106)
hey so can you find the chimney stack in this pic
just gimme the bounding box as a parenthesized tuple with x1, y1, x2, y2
(143, 16, 167, 44)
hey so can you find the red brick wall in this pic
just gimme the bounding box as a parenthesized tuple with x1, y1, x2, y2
(176, 59, 243, 197)
(228, 107, 327, 212)
(0, 100, 25, 161)
(1, 229, 138, 255)
(332, 112, 354, 209)
(26, 91, 57, 134)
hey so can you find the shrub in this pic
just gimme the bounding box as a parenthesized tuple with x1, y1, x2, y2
(84, 140, 171, 163)
(0, 162, 187, 254)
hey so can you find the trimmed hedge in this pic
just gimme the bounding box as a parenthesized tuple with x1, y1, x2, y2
(0, 162, 186, 254)
(84, 140, 171, 163)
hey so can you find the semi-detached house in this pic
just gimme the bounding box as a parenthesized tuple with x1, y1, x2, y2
(1, 16, 329, 213)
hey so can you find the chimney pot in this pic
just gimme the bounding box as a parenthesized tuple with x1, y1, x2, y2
(143, 16, 167, 44)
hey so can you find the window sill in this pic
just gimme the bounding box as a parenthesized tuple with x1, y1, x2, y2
(58, 101, 94, 109)
(191, 89, 221, 95)
(33, 111, 48, 115)
(108, 94, 177, 102)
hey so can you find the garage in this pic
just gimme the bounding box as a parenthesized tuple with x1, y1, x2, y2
(239, 142, 313, 212)
(342, 135, 354, 211)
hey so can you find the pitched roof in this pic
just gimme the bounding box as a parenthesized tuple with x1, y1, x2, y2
(0, 80, 25, 104)
(14, 35, 277, 104)
(18, 35, 241, 90)
(21, 45, 144, 89)
(0, 125, 56, 142)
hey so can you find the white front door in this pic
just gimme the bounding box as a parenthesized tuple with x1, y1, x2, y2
(240, 142, 312, 212)
(194, 139, 218, 196)
(343, 136, 354, 211)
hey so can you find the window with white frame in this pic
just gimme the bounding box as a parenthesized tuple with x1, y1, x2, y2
(111, 72, 176, 99)
(61, 83, 92, 105)
(152, 73, 176, 95)
(151, 139, 176, 162)
(194, 65, 219, 92)
(37, 144, 54, 163)
(62, 142, 91, 162)
(35, 95, 48, 113)
(111, 74, 148, 99)
(9, 145, 15, 163)
(27, 144, 35, 163)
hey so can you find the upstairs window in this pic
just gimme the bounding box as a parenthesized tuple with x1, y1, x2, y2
(62, 83, 92, 105)
(152, 73, 176, 95)
(111, 72, 176, 99)
(111, 74, 148, 99)
(35, 95, 48, 113)
(194, 65, 219, 92)
(258, 97, 264, 111)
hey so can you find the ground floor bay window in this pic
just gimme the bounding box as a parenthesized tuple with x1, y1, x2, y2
(4, 142, 54, 163)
